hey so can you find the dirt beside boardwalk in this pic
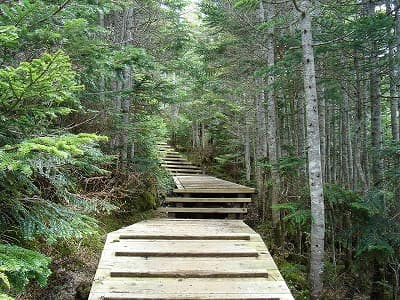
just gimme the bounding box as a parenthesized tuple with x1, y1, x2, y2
(16, 246, 99, 300)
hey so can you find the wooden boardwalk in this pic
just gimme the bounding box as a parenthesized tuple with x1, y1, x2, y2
(159, 143, 255, 219)
(89, 219, 294, 299)
(89, 144, 294, 300)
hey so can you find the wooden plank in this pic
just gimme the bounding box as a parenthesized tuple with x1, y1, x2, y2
(166, 197, 252, 203)
(115, 251, 258, 258)
(162, 157, 188, 161)
(118, 226, 255, 235)
(163, 160, 193, 165)
(171, 173, 202, 176)
(119, 234, 251, 240)
(118, 227, 254, 236)
(108, 239, 257, 251)
(110, 270, 268, 278)
(173, 177, 184, 189)
(107, 258, 269, 277)
(159, 207, 248, 214)
(159, 149, 179, 152)
(97, 256, 279, 271)
(162, 164, 200, 169)
(173, 188, 255, 194)
(90, 293, 288, 300)
(167, 168, 202, 172)
(90, 278, 290, 295)
(112, 242, 259, 257)
(120, 219, 252, 232)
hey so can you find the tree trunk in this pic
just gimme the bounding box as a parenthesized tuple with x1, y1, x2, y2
(298, 1, 325, 298)
(244, 110, 251, 182)
(368, 2, 384, 188)
(121, 65, 131, 168)
(261, 0, 281, 229)
(354, 50, 368, 192)
(393, 0, 400, 141)
(318, 86, 326, 181)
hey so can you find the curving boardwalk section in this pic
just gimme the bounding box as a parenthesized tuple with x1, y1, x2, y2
(89, 144, 294, 300)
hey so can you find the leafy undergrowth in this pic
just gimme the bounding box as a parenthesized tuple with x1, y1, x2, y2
(14, 208, 157, 300)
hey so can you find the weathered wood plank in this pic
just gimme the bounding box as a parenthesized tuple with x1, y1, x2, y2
(90, 278, 291, 295)
(173, 188, 255, 194)
(162, 157, 189, 161)
(173, 176, 184, 189)
(107, 258, 269, 276)
(163, 160, 193, 165)
(89, 293, 291, 300)
(162, 164, 200, 169)
(109, 241, 259, 257)
(119, 233, 251, 240)
(110, 270, 268, 278)
(166, 197, 252, 203)
(167, 168, 202, 173)
(159, 207, 248, 214)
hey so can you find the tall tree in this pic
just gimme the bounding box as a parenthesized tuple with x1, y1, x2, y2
(295, 0, 325, 298)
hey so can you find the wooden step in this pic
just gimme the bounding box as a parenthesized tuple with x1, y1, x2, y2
(173, 188, 255, 194)
(168, 169, 202, 173)
(109, 258, 269, 278)
(162, 164, 200, 169)
(172, 173, 202, 176)
(165, 153, 183, 157)
(91, 294, 285, 300)
(118, 234, 251, 240)
(89, 278, 290, 300)
(112, 240, 258, 257)
(159, 207, 247, 214)
(162, 157, 188, 162)
(160, 149, 180, 155)
(163, 160, 193, 164)
(166, 197, 252, 203)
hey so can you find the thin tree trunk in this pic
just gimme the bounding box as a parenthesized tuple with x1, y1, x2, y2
(318, 87, 326, 181)
(244, 110, 251, 181)
(368, 2, 384, 188)
(255, 79, 267, 217)
(354, 50, 368, 191)
(261, 0, 281, 228)
(193, 120, 200, 150)
(298, 1, 325, 298)
(393, 0, 400, 141)
(121, 65, 131, 168)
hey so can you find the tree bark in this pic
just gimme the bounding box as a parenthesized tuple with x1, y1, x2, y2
(393, 0, 400, 141)
(298, 1, 325, 298)
(244, 108, 251, 181)
(368, 1, 384, 187)
(354, 50, 368, 192)
(261, 0, 281, 228)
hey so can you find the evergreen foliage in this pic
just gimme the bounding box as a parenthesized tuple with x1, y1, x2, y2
(0, 0, 189, 297)
(0, 244, 50, 293)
